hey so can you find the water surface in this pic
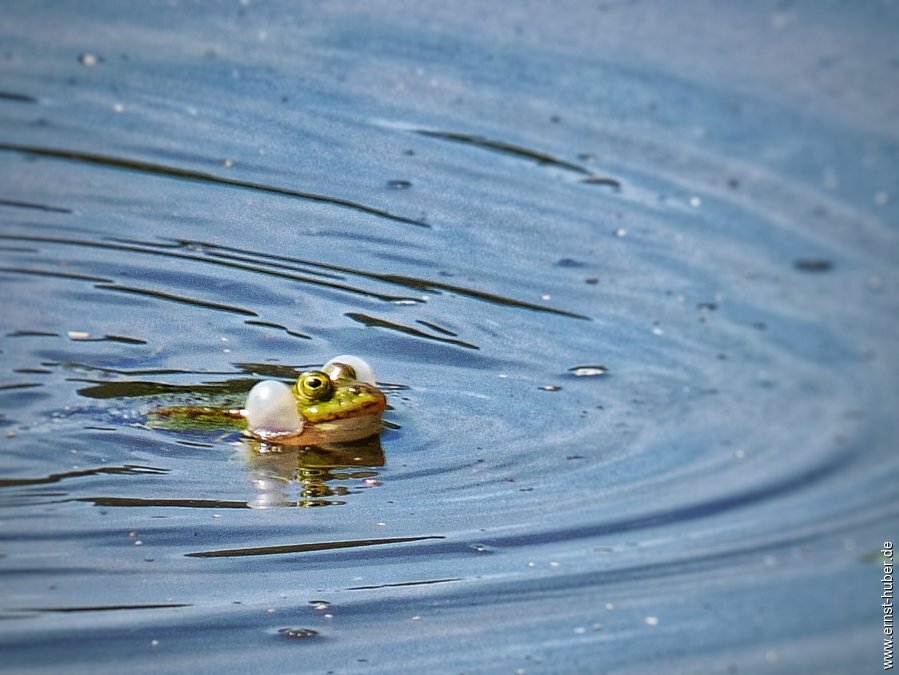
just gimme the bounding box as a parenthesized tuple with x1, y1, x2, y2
(1, 2, 898, 673)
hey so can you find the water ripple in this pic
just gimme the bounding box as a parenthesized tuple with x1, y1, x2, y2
(0, 143, 430, 227)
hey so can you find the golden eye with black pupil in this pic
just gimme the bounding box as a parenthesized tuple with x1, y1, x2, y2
(294, 370, 333, 402)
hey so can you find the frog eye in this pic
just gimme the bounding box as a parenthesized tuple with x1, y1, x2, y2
(295, 370, 333, 402)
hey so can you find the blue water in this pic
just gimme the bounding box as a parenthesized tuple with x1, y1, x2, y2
(1, 2, 898, 673)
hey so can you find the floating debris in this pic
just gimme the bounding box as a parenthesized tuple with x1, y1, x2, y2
(278, 627, 319, 640)
(794, 259, 833, 272)
(567, 365, 607, 377)
(582, 175, 622, 189)
(386, 179, 412, 189)
(539, 385, 562, 392)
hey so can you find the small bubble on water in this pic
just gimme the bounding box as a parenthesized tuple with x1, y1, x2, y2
(605, 602, 615, 610)
(574, 626, 586, 634)
(151, 639, 159, 646)
(279, 627, 319, 640)
(614, 228, 627, 237)
(541, 294, 551, 301)
(689, 196, 702, 207)
(223, 159, 234, 168)
(645, 616, 659, 626)
(79, 53, 99, 66)
(113, 103, 124, 113)
(67, 331, 91, 340)
(386, 179, 412, 189)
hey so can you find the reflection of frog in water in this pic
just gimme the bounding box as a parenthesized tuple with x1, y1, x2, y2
(152, 355, 388, 508)
(154, 355, 386, 445)
(243, 436, 384, 508)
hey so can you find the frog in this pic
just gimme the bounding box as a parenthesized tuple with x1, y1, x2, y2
(153, 355, 387, 446)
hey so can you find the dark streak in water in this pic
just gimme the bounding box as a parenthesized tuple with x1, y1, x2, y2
(186, 535, 446, 558)
(794, 259, 833, 272)
(75, 497, 249, 509)
(0, 382, 42, 392)
(346, 312, 480, 350)
(581, 175, 623, 190)
(8, 331, 58, 338)
(94, 284, 258, 317)
(165, 239, 589, 319)
(0, 143, 429, 227)
(416, 129, 622, 188)
(347, 577, 461, 591)
(100, 334, 148, 345)
(0, 91, 38, 103)
(44, 361, 234, 377)
(0, 465, 168, 488)
(415, 319, 458, 336)
(0, 266, 112, 283)
(416, 129, 592, 175)
(0, 199, 71, 213)
(11, 603, 190, 614)
(0, 235, 424, 304)
(73, 377, 257, 399)
(244, 320, 311, 340)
